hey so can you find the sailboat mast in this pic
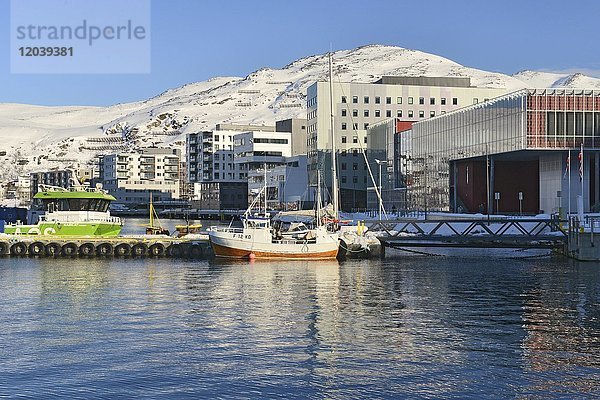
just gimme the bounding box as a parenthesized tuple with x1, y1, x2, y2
(328, 51, 339, 220)
(316, 170, 321, 227)
(264, 162, 268, 217)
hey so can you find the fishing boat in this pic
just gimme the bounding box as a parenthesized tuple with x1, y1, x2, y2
(4, 183, 123, 237)
(207, 201, 339, 259)
(208, 52, 341, 259)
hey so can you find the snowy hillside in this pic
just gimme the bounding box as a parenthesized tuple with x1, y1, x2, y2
(1, 44, 599, 181)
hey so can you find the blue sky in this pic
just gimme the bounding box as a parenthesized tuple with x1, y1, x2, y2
(1, 0, 598, 106)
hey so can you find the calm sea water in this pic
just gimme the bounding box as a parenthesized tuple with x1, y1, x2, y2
(0, 222, 599, 398)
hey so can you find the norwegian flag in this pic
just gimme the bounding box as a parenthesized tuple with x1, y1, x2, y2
(578, 145, 583, 181)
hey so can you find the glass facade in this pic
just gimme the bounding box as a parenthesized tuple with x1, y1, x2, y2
(411, 91, 527, 211)
(408, 89, 600, 212)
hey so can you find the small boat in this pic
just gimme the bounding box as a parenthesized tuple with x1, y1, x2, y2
(208, 173, 339, 259)
(4, 183, 122, 237)
(143, 194, 170, 236)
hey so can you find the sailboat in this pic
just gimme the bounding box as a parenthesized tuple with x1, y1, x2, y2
(143, 193, 170, 235)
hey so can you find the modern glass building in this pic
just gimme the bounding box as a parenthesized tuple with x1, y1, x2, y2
(410, 89, 600, 214)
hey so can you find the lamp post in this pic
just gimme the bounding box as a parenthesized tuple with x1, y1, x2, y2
(375, 159, 387, 221)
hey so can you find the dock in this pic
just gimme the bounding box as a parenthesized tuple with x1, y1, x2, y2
(0, 235, 212, 258)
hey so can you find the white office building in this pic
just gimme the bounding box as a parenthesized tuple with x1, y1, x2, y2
(306, 76, 508, 210)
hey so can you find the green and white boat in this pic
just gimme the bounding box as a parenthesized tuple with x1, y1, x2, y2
(4, 184, 123, 237)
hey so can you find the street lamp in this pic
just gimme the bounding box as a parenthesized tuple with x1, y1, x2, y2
(375, 159, 387, 221)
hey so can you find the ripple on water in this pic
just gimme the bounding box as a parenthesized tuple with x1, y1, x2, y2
(0, 254, 599, 398)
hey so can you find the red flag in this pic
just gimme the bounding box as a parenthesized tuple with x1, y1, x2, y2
(563, 153, 570, 179)
(578, 148, 583, 181)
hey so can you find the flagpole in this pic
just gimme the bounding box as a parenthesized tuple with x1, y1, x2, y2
(568, 149, 571, 216)
(581, 143, 584, 208)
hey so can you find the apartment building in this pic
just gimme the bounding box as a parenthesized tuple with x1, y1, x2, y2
(99, 148, 180, 205)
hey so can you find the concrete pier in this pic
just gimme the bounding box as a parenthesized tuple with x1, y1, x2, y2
(0, 235, 212, 258)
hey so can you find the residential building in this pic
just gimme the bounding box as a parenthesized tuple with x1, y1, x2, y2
(99, 148, 180, 205)
(306, 76, 508, 211)
(276, 118, 308, 156)
(29, 167, 95, 199)
(233, 130, 292, 208)
(186, 129, 247, 210)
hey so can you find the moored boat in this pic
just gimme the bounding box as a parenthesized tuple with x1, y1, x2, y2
(4, 184, 123, 237)
(208, 214, 339, 259)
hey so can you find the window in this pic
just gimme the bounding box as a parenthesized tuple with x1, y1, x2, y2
(341, 96, 347, 103)
(419, 111, 424, 118)
(430, 111, 435, 117)
(408, 110, 414, 117)
(386, 97, 391, 104)
(364, 110, 369, 117)
(364, 96, 369, 104)
(452, 98, 458, 105)
(341, 109, 347, 117)
(375, 110, 381, 117)
(364, 136, 368, 143)
(341, 150, 347, 156)
(341, 163, 347, 170)
(430, 97, 435, 105)
(353, 136, 358, 144)
(397, 97, 402, 104)
(353, 109, 358, 117)
(342, 123, 347, 130)
(386, 110, 392, 118)
(408, 97, 413, 105)
(352, 96, 358, 103)
(419, 97, 424, 105)
(375, 96, 381, 104)
(364, 123, 369, 129)
(353, 176, 358, 184)
(341, 136, 347, 143)
(352, 163, 358, 170)
(341, 176, 347, 184)
(353, 150, 358, 157)
(353, 123, 358, 130)
(441, 97, 446, 105)
(473, 98, 479, 104)
(397, 110, 403, 118)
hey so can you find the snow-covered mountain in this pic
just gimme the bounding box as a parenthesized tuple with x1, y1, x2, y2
(1, 44, 599, 181)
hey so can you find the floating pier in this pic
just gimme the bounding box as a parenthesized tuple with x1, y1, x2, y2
(0, 235, 212, 258)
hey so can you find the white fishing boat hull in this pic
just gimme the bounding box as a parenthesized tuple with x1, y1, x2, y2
(209, 226, 339, 259)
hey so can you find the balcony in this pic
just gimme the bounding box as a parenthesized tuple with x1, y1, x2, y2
(164, 157, 179, 166)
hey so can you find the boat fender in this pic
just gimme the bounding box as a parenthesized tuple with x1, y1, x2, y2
(78, 243, 95, 257)
(149, 243, 166, 257)
(0, 242, 9, 256)
(28, 242, 45, 257)
(45, 243, 61, 257)
(168, 244, 183, 258)
(188, 245, 203, 259)
(43, 227, 56, 235)
(96, 243, 113, 257)
(11, 242, 28, 256)
(114, 243, 131, 257)
(132, 243, 148, 257)
(61, 243, 78, 257)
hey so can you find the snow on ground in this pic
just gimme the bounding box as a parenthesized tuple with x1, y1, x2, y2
(1, 44, 600, 181)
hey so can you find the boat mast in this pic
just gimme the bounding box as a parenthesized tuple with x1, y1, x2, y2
(316, 170, 321, 227)
(264, 162, 268, 217)
(328, 51, 339, 220)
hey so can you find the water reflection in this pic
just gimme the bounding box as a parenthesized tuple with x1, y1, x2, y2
(0, 255, 599, 398)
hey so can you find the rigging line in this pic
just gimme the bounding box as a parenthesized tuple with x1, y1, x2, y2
(335, 74, 389, 220)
